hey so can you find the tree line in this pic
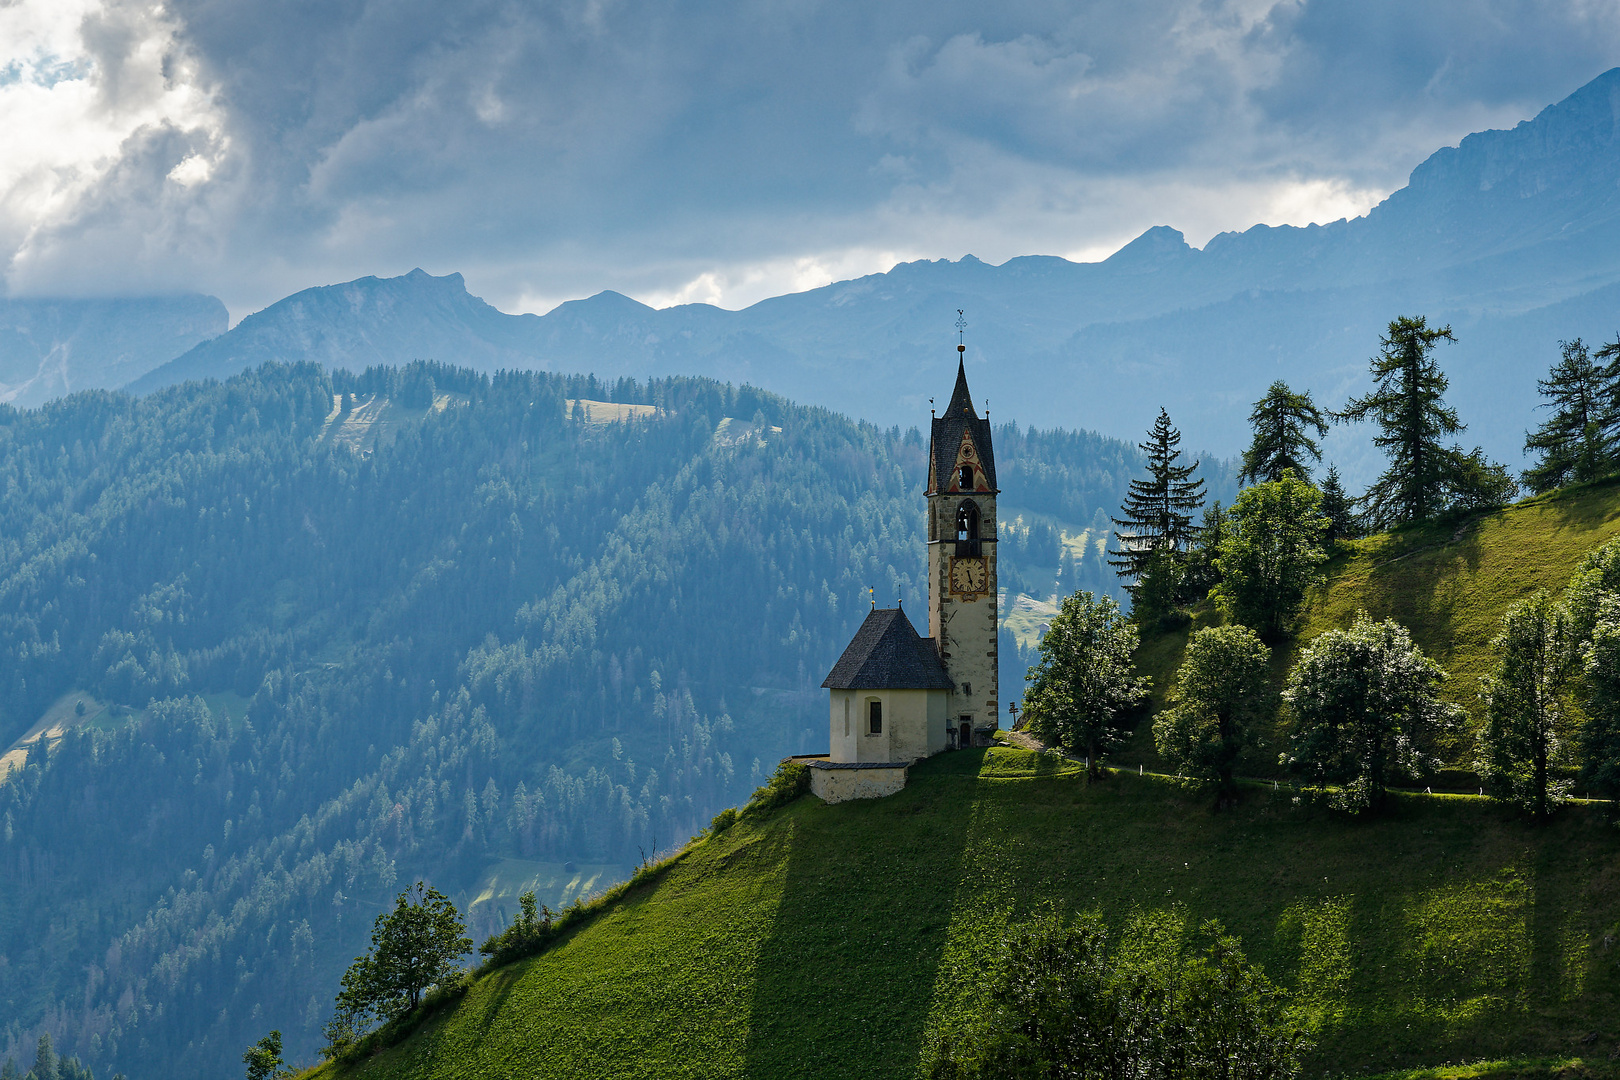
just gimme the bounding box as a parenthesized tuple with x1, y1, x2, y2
(1026, 316, 1620, 817)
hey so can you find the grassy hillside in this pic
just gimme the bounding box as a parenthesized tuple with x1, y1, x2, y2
(1126, 475, 1620, 775)
(310, 748, 1620, 1080)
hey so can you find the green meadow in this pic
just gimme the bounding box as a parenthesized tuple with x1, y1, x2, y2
(310, 747, 1620, 1080)
(1125, 475, 1620, 775)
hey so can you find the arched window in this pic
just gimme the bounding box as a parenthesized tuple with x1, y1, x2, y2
(868, 699, 883, 735)
(956, 500, 981, 555)
(958, 464, 974, 489)
(843, 698, 850, 737)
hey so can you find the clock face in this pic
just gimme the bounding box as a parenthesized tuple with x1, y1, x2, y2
(950, 556, 988, 595)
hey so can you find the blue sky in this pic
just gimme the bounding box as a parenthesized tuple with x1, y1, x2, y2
(2, 0, 1618, 320)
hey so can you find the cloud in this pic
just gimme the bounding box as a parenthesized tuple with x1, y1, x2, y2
(2, 0, 1617, 316)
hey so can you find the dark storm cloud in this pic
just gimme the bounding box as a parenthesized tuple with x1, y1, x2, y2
(8, 0, 1620, 311)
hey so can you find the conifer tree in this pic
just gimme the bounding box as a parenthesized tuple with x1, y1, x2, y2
(1336, 316, 1464, 528)
(1109, 408, 1205, 583)
(1318, 464, 1358, 544)
(30, 1036, 55, 1080)
(1240, 381, 1329, 485)
(1524, 338, 1617, 493)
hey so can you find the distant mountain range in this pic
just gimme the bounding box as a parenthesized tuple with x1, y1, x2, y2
(0, 295, 225, 409)
(55, 70, 1620, 472)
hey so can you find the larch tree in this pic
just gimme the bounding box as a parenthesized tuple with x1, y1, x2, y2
(1021, 591, 1150, 777)
(1241, 381, 1330, 485)
(1282, 611, 1462, 814)
(1109, 408, 1206, 583)
(1154, 624, 1271, 803)
(1523, 338, 1618, 493)
(1336, 316, 1464, 528)
(1476, 591, 1576, 819)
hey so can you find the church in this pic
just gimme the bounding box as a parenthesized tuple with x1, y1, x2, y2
(804, 346, 1000, 804)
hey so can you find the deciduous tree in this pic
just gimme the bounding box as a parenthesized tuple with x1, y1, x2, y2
(1476, 592, 1576, 818)
(927, 910, 1307, 1079)
(1241, 381, 1330, 485)
(1154, 625, 1271, 801)
(1022, 592, 1150, 777)
(242, 1030, 286, 1080)
(1578, 599, 1620, 802)
(1282, 612, 1461, 813)
(331, 880, 472, 1036)
(1212, 472, 1327, 642)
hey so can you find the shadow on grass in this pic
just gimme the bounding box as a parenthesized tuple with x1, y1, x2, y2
(741, 754, 981, 1079)
(1358, 515, 1487, 656)
(1541, 475, 1620, 532)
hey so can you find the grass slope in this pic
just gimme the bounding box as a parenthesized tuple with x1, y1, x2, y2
(1126, 476, 1620, 774)
(312, 748, 1620, 1080)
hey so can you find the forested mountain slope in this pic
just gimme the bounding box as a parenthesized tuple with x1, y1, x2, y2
(0, 362, 1215, 1079)
(309, 749, 1620, 1080)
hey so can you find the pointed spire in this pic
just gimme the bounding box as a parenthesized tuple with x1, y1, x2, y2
(946, 356, 977, 418)
(947, 309, 977, 417)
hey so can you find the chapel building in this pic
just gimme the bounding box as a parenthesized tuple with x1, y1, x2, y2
(806, 349, 1000, 803)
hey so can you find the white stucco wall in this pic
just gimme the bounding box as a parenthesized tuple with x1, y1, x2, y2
(809, 764, 909, 803)
(828, 687, 949, 763)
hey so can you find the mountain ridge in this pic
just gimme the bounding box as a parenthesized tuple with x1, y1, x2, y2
(122, 68, 1620, 473)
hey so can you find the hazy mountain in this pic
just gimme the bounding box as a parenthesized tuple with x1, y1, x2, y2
(129, 69, 1620, 472)
(0, 295, 226, 408)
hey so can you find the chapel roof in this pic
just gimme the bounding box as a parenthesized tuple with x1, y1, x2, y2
(930, 357, 998, 492)
(821, 606, 955, 690)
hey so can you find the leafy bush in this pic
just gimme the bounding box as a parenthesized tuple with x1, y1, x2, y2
(742, 759, 809, 818)
(478, 890, 556, 968)
(927, 909, 1308, 1079)
(709, 806, 739, 834)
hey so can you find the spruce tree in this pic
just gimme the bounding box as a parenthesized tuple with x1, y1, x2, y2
(1109, 408, 1205, 583)
(1319, 464, 1358, 544)
(30, 1036, 55, 1080)
(1336, 316, 1463, 528)
(1524, 338, 1617, 493)
(1240, 381, 1329, 485)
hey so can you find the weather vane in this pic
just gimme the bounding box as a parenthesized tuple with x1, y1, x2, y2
(956, 309, 967, 352)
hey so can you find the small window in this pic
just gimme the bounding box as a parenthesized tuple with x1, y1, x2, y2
(868, 700, 883, 735)
(956, 501, 979, 542)
(958, 465, 974, 489)
(962, 682, 971, 697)
(843, 698, 850, 737)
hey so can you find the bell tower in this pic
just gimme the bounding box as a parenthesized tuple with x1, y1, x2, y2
(927, 322, 998, 747)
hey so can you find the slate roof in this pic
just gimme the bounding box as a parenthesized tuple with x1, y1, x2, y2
(930, 358, 998, 493)
(821, 606, 955, 690)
